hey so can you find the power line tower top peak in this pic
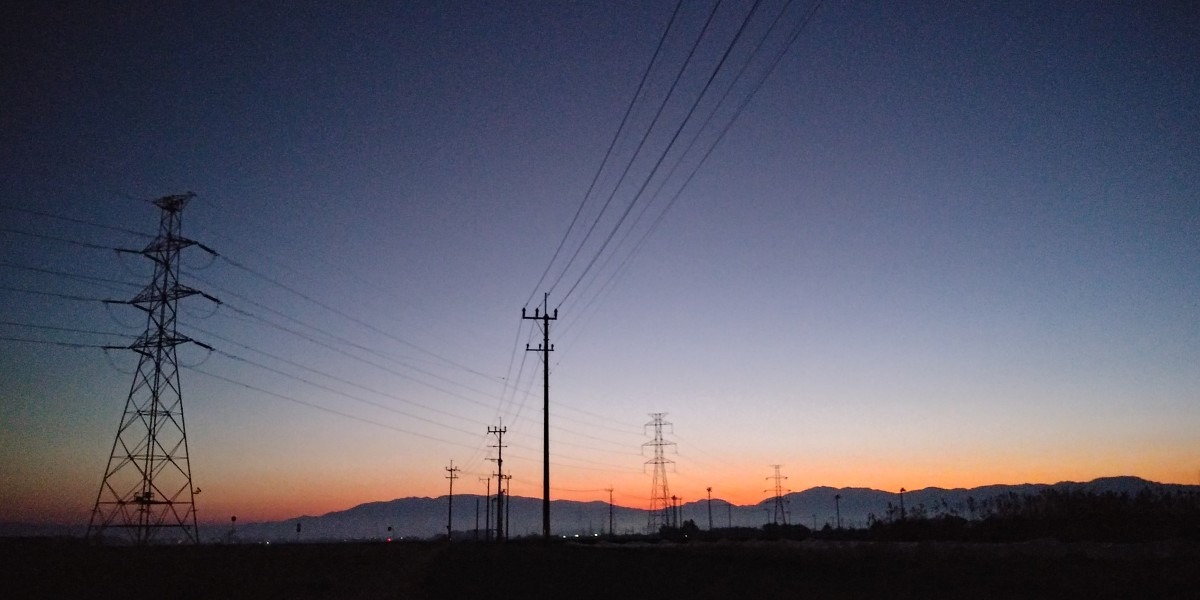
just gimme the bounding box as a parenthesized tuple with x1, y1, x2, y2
(152, 191, 195, 212)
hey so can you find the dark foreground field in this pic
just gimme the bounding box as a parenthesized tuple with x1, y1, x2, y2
(3, 537, 1197, 599)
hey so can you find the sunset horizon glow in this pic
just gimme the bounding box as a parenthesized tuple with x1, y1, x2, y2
(2, 2, 1196, 531)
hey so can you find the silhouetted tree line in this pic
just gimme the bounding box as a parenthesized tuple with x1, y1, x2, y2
(584, 489, 1200, 545)
(854, 488, 1200, 543)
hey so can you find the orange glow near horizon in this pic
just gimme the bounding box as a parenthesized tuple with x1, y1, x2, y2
(203, 464, 1198, 524)
(7, 453, 1196, 525)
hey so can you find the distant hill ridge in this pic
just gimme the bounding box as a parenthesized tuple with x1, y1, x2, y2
(4, 476, 1191, 541)
(225, 475, 1194, 541)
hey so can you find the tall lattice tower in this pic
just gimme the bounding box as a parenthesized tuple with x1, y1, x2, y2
(767, 464, 790, 525)
(643, 413, 676, 532)
(88, 192, 217, 544)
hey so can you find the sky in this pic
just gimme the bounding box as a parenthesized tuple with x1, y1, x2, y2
(1, 1, 1198, 526)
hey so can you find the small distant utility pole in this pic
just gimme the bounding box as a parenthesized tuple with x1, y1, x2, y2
(835, 494, 842, 530)
(502, 474, 513, 541)
(445, 460, 460, 541)
(479, 477, 491, 541)
(706, 487, 713, 530)
(606, 487, 614, 536)
(488, 425, 507, 541)
(522, 293, 557, 540)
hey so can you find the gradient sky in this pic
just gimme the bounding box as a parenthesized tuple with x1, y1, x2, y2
(2, 1, 1198, 526)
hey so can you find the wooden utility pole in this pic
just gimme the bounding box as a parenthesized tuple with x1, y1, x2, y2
(444, 461, 459, 541)
(488, 425, 507, 540)
(480, 477, 491, 541)
(707, 487, 713, 530)
(522, 293, 556, 540)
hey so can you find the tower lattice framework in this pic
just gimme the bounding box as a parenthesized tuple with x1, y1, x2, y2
(768, 464, 790, 525)
(643, 413, 676, 533)
(88, 192, 217, 544)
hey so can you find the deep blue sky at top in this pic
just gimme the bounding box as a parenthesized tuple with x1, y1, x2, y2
(2, 1, 1198, 523)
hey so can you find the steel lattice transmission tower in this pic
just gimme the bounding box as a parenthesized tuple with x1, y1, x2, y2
(642, 413, 676, 533)
(767, 464, 790, 525)
(88, 192, 218, 544)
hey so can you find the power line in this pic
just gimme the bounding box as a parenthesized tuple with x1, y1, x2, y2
(191, 279, 509, 409)
(187, 366, 479, 451)
(557, 0, 768, 307)
(0, 261, 142, 289)
(0, 226, 117, 250)
(0, 206, 153, 238)
(189, 320, 498, 425)
(218, 254, 499, 383)
(546, 0, 726, 301)
(525, 0, 686, 307)
(208, 348, 487, 438)
(195, 328, 629, 473)
(206, 301, 627, 451)
(0, 320, 136, 338)
(558, 0, 825, 338)
(0, 285, 108, 302)
(0, 335, 110, 349)
(557, 1, 799, 319)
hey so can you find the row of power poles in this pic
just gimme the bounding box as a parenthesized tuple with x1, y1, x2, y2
(443, 423, 512, 542)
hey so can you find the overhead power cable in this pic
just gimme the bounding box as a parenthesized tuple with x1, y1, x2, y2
(0, 320, 136, 338)
(546, 0, 727, 301)
(0, 227, 117, 251)
(199, 307, 504, 413)
(524, 0, 686, 307)
(188, 366, 481, 451)
(557, 0, 815, 330)
(218, 255, 499, 383)
(0, 261, 142, 289)
(209, 347, 487, 438)
(0, 336, 110, 349)
(0, 285, 108, 302)
(557, 0, 768, 307)
(0, 206, 152, 238)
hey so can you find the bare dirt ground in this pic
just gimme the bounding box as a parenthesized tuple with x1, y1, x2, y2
(3, 537, 1197, 599)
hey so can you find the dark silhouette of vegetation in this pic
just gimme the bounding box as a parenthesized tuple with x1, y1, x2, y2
(658, 518, 700, 541)
(846, 487, 1200, 543)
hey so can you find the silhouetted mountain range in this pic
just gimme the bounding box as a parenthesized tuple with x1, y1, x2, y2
(216, 475, 1195, 542)
(4, 476, 1192, 541)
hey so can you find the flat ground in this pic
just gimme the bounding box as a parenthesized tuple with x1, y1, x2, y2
(3, 537, 1197, 599)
